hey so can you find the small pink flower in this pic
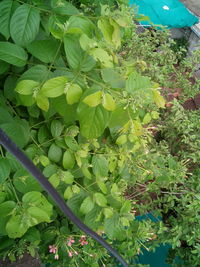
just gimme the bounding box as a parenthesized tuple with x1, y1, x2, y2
(49, 245, 57, 254)
(67, 237, 75, 246)
(54, 254, 59, 260)
(68, 251, 73, 257)
(79, 235, 88, 246)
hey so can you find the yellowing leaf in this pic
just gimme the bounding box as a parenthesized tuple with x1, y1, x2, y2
(89, 48, 113, 68)
(36, 93, 49, 111)
(97, 18, 113, 44)
(15, 80, 39, 95)
(79, 34, 97, 51)
(153, 90, 165, 108)
(41, 76, 67, 98)
(82, 91, 102, 107)
(66, 84, 83, 105)
(102, 93, 116, 111)
(109, 18, 121, 49)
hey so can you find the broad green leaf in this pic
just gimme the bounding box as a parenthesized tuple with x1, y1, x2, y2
(65, 136, 79, 151)
(64, 34, 96, 72)
(77, 97, 110, 139)
(22, 191, 53, 215)
(92, 155, 108, 177)
(19, 65, 50, 83)
(18, 94, 35, 107)
(0, 107, 13, 124)
(36, 93, 49, 111)
(63, 150, 75, 169)
(104, 214, 125, 240)
(66, 84, 83, 105)
(116, 135, 127, 145)
(102, 93, 116, 111)
(52, 95, 77, 124)
(61, 171, 74, 184)
(103, 208, 113, 218)
(97, 180, 107, 194)
(109, 18, 121, 49)
(0, 0, 19, 39)
(48, 143, 62, 163)
(84, 206, 102, 229)
(0, 158, 11, 184)
(0, 60, 9, 75)
(64, 186, 73, 200)
(41, 76, 67, 98)
(13, 169, 42, 194)
(6, 215, 28, 238)
(27, 207, 51, 223)
(94, 193, 107, 207)
(51, 0, 79, 15)
(153, 90, 165, 108)
(0, 192, 6, 204)
(80, 196, 94, 214)
(101, 68, 125, 89)
(67, 191, 86, 216)
(51, 120, 63, 138)
(82, 91, 102, 107)
(98, 18, 113, 45)
(15, 80, 39, 95)
(79, 34, 97, 51)
(0, 42, 27, 67)
(126, 72, 152, 93)
(68, 16, 94, 37)
(10, 4, 40, 46)
(49, 173, 60, 188)
(89, 48, 113, 68)
(0, 201, 15, 218)
(143, 113, 152, 124)
(120, 200, 132, 214)
(26, 40, 60, 63)
(1, 122, 29, 148)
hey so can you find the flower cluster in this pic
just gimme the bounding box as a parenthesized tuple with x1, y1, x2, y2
(67, 236, 75, 246)
(79, 235, 88, 246)
(49, 245, 59, 260)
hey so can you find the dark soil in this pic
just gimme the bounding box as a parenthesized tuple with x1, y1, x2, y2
(0, 254, 41, 267)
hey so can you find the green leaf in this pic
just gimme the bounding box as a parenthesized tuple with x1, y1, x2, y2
(51, 0, 79, 15)
(79, 34, 97, 50)
(0, 42, 27, 67)
(6, 215, 28, 238)
(104, 214, 125, 240)
(0, 201, 15, 217)
(120, 200, 132, 214)
(26, 40, 60, 63)
(97, 180, 107, 194)
(94, 193, 107, 207)
(153, 90, 165, 108)
(101, 68, 125, 89)
(66, 84, 83, 105)
(0, 158, 10, 184)
(0, 192, 6, 204)
(126, 72, 152, 93)
(143, 113, 152, 124)
(48, 143, 62, 163)
(68, 16, 94, 37)
(64, 34, 96, 72)
(78, 95, 110, 139)
(0, 60, 9, 75)
(80, 196, 94, 214)
(109, 18, 121, 49)
(19, 65, 50, 83)
(64, 186, 73, 200)
(1, 122, 29, 148)
(61, 171, 74, 184)
(10, 4, 40, 46)
(82, 91, 102, 107)
(98, 18, 113, 45)
(116, 135, 127, 145)
(63, 150, 75, 169)
(89, 48, 113, 68)
(102, 93, 116, 111)
(103, 207, 113, 218)
(27, 207, 51, 223)
(67, 191, 86, 216)
(50, 120, 63, 138)
(92, 155, 108, 177)
(49, 173, 60, 188)
(15, 80, 39, 95)
(0, 0, 19, 39)
(36, 93, 49, 111)
(65, 136, 79, 151)
(41, 76, 67, 98)
(13, 169, 42, 194)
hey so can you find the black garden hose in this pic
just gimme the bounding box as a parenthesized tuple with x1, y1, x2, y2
(0, 128, 129, 267)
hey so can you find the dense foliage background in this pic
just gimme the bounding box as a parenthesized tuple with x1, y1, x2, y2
(0, 0, 200, 266)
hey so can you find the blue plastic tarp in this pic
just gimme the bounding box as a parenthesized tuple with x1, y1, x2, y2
(129, 0, 199, 28)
